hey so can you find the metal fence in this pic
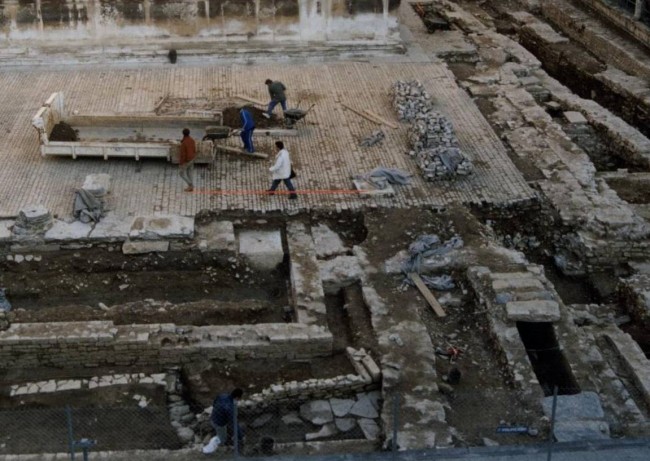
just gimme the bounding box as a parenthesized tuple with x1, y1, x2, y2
(0, 385, 633, 460)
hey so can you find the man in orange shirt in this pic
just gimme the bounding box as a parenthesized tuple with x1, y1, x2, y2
(179, 128, 197, 192)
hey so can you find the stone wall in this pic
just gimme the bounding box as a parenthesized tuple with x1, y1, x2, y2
(618, 272, 650, 328)
(542, 0, 650, 81)
(0, 321, 333, 369)
(571, 0, 650, 50)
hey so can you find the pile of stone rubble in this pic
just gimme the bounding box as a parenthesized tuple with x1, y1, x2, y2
(392, 80, 473, 179)
(11, 205, 53, 236)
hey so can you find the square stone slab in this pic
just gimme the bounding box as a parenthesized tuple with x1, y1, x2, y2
(239, 229, 283, 270)
(89, 213, 135, 240)
(0, 220, 13, 241)
(44, 220, 92, 241)
(196, 221, 235, 252)
(564, 111, 588, 124)
(506, 300, 560, 322)
(129, 215, 194, 240)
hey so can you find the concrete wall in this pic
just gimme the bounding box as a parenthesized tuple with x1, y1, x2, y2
(0, 0, 400, 45)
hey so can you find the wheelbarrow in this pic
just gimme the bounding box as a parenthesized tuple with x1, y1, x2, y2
(283, 103, 315, 128)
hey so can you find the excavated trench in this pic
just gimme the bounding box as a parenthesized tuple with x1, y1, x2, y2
(0, 213, 380, 454)
(0, 249, 288, 325)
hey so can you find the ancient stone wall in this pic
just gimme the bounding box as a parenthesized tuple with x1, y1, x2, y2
(0, 321, 333, 369)
(571, 0, 650, 49)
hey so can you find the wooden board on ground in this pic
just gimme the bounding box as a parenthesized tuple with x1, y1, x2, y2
(234, 94, 266, 107)
(408, 272, 447, 317)
(215, 144, 268, 159)
(341, 103, 382, 125)
(363, 109, 399, 129)
(255, 128, 298, 137)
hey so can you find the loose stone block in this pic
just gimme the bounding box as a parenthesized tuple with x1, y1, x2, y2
(239, 229, 284, 271)
(358, 418, 380, 440)
(82, 174, 111, 197)
(492, 278, 544, 292)
(89, 213, 134, 240)
(330, 398, 355, 417)
(300, 400, 334, 425)
(122, 240, 170, 254)
(129, 215, 194, 240)
(44, 220, 93, 241)
(542, 392, 605, 421)
(197, 221, 236, 252)
(312, 224, 347, 258)
(349, 393, 379, 419)
(505, 300, 561, 322)
(0, 220, 13, 241)
(563, 111, 588, 124)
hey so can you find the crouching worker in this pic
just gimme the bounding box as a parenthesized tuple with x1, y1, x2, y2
(211, 388, 244, 447)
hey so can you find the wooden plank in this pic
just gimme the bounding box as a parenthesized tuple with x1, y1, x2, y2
(363, 109, 399, 129)
(255, 128, 299, 137)
(153, 93, 168, 113)
(340, 103, 381, 125)
(408, 273, 447, 317)
(215, 144, 268, 159)
(234, 94, 267, 107)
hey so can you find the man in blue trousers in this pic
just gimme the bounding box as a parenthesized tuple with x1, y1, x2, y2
(211, 388, 244, 446)
(239, 106, 255, 153)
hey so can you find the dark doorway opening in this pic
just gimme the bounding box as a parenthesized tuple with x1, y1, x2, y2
(517, 322, 581, 396)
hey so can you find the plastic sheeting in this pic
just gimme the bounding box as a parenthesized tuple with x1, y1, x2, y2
(73, 189, 103, 223)
(401, 234, 464, 290)
(354, 167, 413, 189)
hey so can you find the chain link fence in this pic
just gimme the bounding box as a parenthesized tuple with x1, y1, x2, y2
(0, 384, 634, 460)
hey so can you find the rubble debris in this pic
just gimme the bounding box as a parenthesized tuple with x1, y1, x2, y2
(12, 204, 53, 236)
(359, 130, 385, 147)
(392, 80, 474, 179)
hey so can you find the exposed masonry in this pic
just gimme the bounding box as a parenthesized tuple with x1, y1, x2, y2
(466, 261, 649, 435)
(432, 0, 650, 273)
(618, 273, 650, 329)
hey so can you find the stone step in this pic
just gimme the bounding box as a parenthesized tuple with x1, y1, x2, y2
(492, 277, 545, 292)
(506, 300, 561, 322)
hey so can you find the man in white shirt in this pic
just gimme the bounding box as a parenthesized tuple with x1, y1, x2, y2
(268, 141, 297, 200)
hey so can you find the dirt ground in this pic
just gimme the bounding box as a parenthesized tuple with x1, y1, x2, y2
(359, 207, 545, 446)
(0, 385, 180, 454)
(49, 121, 78, 142)
(1, 250, 288, 325)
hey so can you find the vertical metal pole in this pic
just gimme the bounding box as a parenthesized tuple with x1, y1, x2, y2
(66, 406, 75, 461)
(233, 401, 239, 458)
(392, 394, 399, 460)
(546, 386, 558, 461)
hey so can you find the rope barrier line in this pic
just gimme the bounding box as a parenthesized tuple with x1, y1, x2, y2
(190, 188, 366, 196)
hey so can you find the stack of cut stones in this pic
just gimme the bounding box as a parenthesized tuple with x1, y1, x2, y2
(11, 204, 53, 236)
(392, 80, 473, 179)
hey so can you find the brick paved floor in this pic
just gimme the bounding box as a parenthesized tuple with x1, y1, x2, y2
(0, 62, 533, 217)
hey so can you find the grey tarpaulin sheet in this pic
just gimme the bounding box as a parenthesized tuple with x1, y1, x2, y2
(402, 234, 464, 290)
(354, 167, 412, 189)
(73, 189, 103, 223)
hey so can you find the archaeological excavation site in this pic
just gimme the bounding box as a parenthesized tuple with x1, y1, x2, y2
(0, 1, 650, 460)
